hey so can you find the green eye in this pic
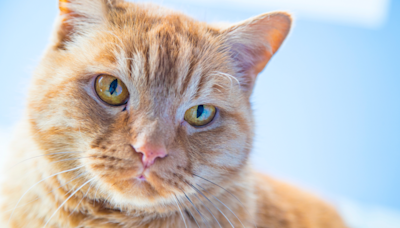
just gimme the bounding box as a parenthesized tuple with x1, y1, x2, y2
(184, 105, 216, 126)
(95, 75, 129, 106)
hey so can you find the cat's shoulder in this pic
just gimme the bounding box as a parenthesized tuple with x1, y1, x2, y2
(254, 172, 348, 228)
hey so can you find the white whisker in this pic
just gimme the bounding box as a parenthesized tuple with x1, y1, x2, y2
(4, 173, 86, 213)
(43, 177, 95, 228)
(7, 166, 84, 226)
(194, 174, 257, 228)
(69, 182, 93, 216)
(8, 151, 84, 170)
(197, 184, 241, 228)
(193, 184, 235, 228)
(183, 191, 211, 228)
(93, 183, 101, 199)
(187, 182, 222, 228)
(193, 174, 244, 207)
(211, 71, 240, 88)
(177, 195, 200, 228)
(173, 194, 188, 228)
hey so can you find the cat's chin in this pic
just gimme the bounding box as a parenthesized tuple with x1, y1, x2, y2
(88, 160, 191, 209)
(97, 177, 181, 211)
(99, 174, 177, 204)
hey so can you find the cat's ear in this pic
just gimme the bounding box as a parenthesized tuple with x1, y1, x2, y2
(53, 0, 117, 49)
(222, 12, 292, 92)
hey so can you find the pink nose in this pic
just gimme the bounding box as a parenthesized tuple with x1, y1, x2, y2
(134, 143, 168, 168)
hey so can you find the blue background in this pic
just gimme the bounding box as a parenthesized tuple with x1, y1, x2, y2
(0, 0, 399, 215)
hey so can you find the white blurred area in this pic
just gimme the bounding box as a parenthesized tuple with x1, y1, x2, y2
(338, 199, 400, 228)
(0, 128, 11, 184)
(0, 129, 10, 163)
(169, 0, 390, 28)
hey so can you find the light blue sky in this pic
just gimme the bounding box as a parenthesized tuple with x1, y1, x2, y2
(0, 0, 399, 215)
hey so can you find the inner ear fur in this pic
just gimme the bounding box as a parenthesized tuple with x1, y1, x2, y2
(54, 0, 118, 49)
(223, 12, 292, 92)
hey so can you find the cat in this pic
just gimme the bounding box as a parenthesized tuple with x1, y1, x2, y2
(0, 0, 348, 227)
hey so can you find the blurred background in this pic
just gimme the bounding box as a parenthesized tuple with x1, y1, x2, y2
(0, 0, 399, 227)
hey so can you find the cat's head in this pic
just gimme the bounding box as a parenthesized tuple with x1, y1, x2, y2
(28, 0, 291, 211)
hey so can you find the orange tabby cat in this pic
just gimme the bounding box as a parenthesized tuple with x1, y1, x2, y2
(0, 0, 348, 227)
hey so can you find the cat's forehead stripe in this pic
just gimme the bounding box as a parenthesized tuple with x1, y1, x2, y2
(103, 26, 231, 103)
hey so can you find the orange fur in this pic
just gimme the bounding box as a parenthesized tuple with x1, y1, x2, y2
(0, 1, 347, 227)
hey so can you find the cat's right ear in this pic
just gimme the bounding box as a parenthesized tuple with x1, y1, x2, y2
(221, 12, 292, 94)
(53, 0, 116, 49)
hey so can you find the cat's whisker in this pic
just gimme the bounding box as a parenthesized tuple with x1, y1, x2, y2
(11, 156, 94, 185)
(93, 183, 102, 200)
(69, 182, 93, 216)
(43, 177, 95, 228)
(185, 181, 222, 228)
(182, 190, 211, 228)
(173, 194, 188, 228)
(192, 174, 244, 207)
(8, 151, 84, 170)
(197, 184, 243, 228)
(190, 183, 235, 228)
(64, 179, 82, 197)
(176, 194, 200, 228)
(7, 166, 85, 226)
(194, 175, 258, 228)
(3, 172, 87, 213)
(45, 156, 94, 169)
(211, 71, 241, 88)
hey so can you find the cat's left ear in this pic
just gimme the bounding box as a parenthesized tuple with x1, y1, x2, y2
(222, 12, 292, 92)
(53, 0, 117, 49)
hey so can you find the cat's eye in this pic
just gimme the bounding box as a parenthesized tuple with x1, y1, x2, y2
(95, 75, 129, 106)
(184, 105, 216, 127)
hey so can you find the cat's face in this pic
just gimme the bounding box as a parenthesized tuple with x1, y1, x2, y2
(27, 0, 290, 210)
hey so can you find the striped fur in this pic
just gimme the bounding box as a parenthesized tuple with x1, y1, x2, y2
(0, 1, 347, 227)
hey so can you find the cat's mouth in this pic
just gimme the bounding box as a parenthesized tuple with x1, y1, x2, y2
(135, 165, 152, 181)
(136, 171, 149, 181)
(86, 151, 190, 202)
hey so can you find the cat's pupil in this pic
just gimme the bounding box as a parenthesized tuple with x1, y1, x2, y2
(109, 79, 118, 95)
(197, 105, 204, 118)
